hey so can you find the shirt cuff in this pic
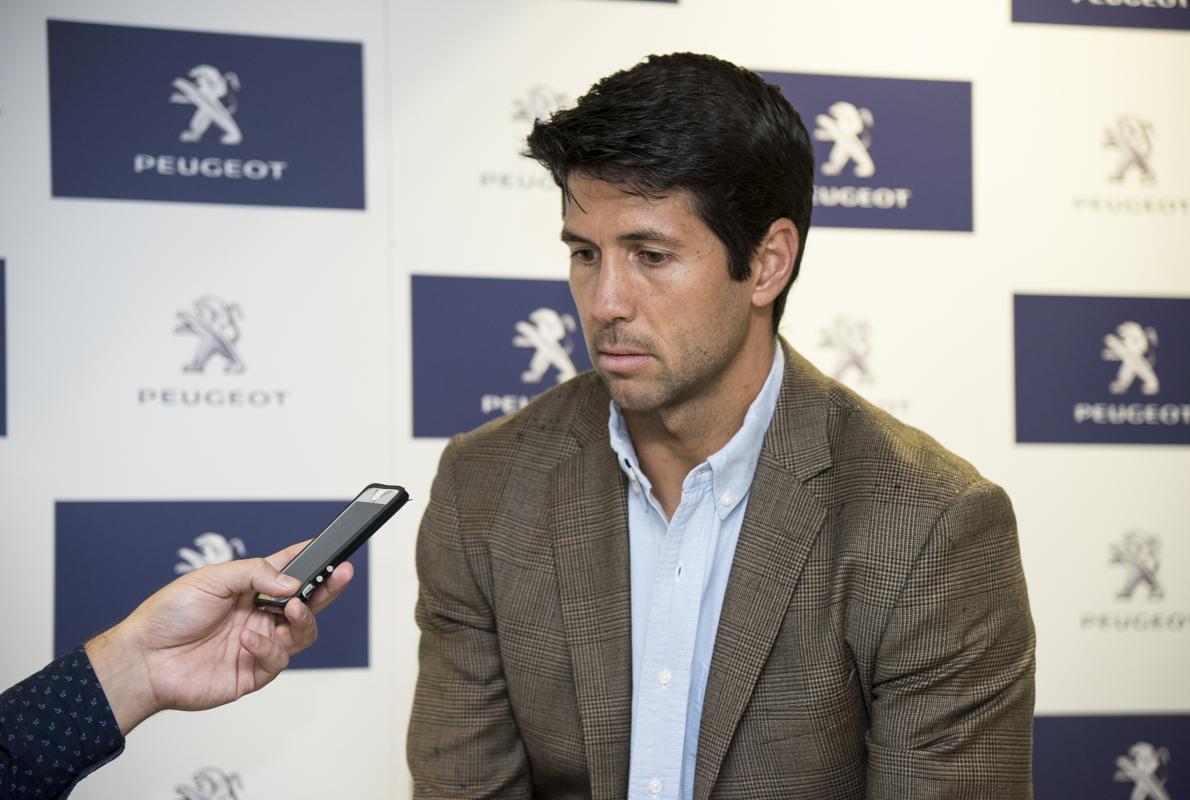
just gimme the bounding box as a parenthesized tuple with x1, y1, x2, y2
(0, 645, 126, 799)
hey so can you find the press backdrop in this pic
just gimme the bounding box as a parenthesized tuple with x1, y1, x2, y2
(1, 0, 1187, 797)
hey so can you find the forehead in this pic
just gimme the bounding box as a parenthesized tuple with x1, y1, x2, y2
(562, 174, 702, 234)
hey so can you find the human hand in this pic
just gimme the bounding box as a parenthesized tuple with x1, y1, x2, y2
(85, 540, 354, 735)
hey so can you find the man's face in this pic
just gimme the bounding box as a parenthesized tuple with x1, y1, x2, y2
(563, 174, 754, 413)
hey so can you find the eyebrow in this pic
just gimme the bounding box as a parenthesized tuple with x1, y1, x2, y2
(560, 227, 681, 247)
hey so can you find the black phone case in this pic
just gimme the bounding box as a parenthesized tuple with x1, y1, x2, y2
(254, 482, 409, 612)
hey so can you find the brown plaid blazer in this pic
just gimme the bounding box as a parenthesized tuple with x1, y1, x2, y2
(408, 342, 1035, 799)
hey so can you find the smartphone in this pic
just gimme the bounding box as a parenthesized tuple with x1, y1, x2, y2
(254, 483, 409, 612)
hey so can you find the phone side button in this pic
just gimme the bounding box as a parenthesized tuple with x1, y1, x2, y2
(300, 583, 316, 599)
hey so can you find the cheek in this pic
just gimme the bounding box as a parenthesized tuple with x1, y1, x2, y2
(568, 278, 599, 338)
(670, 284, 746, 346)
(568, 269, 591, 309)
(634, 275, 697, 342)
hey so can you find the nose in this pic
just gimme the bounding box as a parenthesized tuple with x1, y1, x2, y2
(587, 254, 635, 326)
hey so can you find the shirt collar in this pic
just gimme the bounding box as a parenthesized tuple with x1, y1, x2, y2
(608, 402, 654, 497)
(607, 344, 784, 520)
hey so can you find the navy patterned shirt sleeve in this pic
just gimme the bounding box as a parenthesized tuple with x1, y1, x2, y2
(0, 647, 125, 799)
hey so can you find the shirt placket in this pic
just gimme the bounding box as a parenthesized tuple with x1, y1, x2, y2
(628, 470, 714, 800)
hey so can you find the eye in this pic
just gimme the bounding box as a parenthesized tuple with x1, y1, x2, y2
(638, 249, 671, 266)
(569, 248, 598, 265)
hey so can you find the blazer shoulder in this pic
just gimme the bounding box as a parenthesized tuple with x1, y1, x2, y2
(443, 370, 606, 485)
(821, 378, 998, 510)
(801, 376, 1020, 617)
(778, 343, 991, 505)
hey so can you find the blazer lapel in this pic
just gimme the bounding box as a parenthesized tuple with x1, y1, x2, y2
(693, 342, 833, 800)
(551, 384, 633, 800)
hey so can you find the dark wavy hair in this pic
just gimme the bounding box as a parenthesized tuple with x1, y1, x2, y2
(524, 52, 815, 331)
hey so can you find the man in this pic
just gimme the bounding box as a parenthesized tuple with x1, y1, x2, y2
(408, 53, 1034, 799)
(0, 541, 352, 799)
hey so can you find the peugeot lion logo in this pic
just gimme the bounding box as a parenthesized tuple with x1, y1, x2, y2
(815, 101, 876, 179)
(1103, 321, 1159, 396)
(175, 296, 245, 374)
(175, 766, 244, 800)
(1114, 742, 1171, 800)
(1104, 116, 1155, 185)
(512, 85, 571, 126)
(174, 533, 247, 575)
(1110, 530, 1164, 601)
(820, 316, 874, 384)
(513, 308, 579, 385)
(171, 64, 243, 146)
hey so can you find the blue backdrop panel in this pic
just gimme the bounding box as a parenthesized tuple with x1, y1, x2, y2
(54, 500, 372, 669)
(411, 275, 592, 438)
(761, 71, 972, 232)
(1015, 294, 1190, 444)
(1034, 715, 1186, 798)
(47, 20, 365, 209)
(1013, 0, 1190, 31)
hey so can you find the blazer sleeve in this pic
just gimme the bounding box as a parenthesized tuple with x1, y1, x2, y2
(864, 480, 1036, 799)
(407, 440, 532, 799)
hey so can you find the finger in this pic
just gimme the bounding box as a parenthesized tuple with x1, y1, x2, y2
(306, 560, 354, 615)
(197, 557, 301, 600)
(243, 557, 303, 598)
(240, 627, 289, 683)
(264, 539, 312, 571)
(282, 596, 318, 654)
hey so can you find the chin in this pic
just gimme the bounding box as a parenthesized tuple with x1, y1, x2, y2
(613, 395, 664, 414)
(601, 376, 668, 413)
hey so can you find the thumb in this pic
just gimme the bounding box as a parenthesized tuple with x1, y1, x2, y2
(200, 557, 303, 599)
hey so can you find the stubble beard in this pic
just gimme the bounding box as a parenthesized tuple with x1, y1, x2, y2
(590, 322, 748, 416)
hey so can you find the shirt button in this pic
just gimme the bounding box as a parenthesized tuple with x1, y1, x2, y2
(720, 489, 733, 506)
(674, 561, 683, 582)
(648, 777, 663, 795)
(658, 669, 671, 686)
(631, 480, 641, 495)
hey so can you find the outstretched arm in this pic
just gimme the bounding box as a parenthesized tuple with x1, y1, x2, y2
(0, 541, 352, 800)
(86, 540, 353, 734)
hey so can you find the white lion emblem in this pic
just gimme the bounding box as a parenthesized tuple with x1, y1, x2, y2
(175, 533, 247, 575)
(1103, 321, 1159, 396)
(170, 64, 242, 146)
(815, 101, 876, 179)
(513, 308, 578, 385)
(1114, 742, 1170, 800)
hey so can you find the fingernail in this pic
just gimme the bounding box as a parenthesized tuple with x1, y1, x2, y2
(278, 575, 301, 591)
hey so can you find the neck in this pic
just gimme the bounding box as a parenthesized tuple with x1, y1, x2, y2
(624, 330, 777, 518)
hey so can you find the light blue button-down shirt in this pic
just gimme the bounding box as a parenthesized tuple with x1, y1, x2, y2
(608, 346, 784, 800)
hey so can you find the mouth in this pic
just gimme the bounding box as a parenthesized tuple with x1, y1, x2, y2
(591, 327, 655, 374)
(596, 348, 652, 372)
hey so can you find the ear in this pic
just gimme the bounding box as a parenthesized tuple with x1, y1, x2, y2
(750, 218, 798, 311)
